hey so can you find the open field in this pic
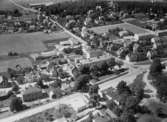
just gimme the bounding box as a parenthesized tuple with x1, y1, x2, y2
(0, 0, 20, 10)
(0, 31, 70, 56)
(0, 57, 32, 72)
(1, 0, 167, 11)
(13, 0, 167, 5)
(90, 22, 151, 35)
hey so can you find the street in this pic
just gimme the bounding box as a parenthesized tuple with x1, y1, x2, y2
(0, 93, 87, 122)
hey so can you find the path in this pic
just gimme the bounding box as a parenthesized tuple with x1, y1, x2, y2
(143, 70, 157, 98)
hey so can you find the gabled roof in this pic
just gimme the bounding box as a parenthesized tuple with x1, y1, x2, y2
(23, 87, 42, 95)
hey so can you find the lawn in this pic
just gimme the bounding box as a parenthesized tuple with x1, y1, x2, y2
(126, 19, 148, 29)
(0, 57, 32, 72)
(0, 31, 70, 56)
(90, 23, 151, 35)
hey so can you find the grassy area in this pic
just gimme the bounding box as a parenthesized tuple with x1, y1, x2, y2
(43, 37, 69, 49)
(90, 23, 150, 35)
(126, 19, 148, 29)
(0, 0, 21, 11)
(0, 31, 69, 56)
(129, 72, 146, 90)
(0, 57, 32, 72)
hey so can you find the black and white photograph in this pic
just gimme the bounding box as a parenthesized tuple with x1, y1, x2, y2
(0, 0, 167, 122)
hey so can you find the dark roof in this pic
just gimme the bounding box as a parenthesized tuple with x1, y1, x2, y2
(102, 87, 119, 101)
(23, 87, 42, 95)
(89, 49, 104, 58)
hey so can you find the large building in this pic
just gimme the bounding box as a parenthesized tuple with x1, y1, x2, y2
(22, 86, 48, 102)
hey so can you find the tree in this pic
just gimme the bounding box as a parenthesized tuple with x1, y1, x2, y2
(51, 79, 62, 88)
(150, 58, 165, 76)
(90, 64, 99, 77)
(157, 84, 167, 102)
(118, 93, 130, 107)
(79, 65, 90, 75)
(10, 96, 24, 112)
(106, 100, 117, 110)
(56, 104, 76, 119)
(135, 88, 144, 101)
(88, 84, 99, 95)
(74, 74, 91, 91)
(106, 58, 116, 68)
(36, 79, 48, 89)
(89, 93, 100, 107)
(13, 9, 22, 17)
(116, 81, 131, 95)
(98, 61, 109, 75)
(125, 96, 140, 110)
(52, 87, 63, 99)
(12, 83, 20, 93)
(130, 73, 145, 100)
(121, 111, 136, 122)
(63, 48, 72, 54)
(137, 114, 161, 122)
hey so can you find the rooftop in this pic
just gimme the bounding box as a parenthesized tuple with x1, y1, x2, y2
(23, 86, 42, 95)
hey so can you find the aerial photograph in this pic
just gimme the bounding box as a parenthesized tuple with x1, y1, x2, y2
(1, 0, 167, 122)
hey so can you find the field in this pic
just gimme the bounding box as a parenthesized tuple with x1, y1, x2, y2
(90, 23, 151, 35)
(0, 57, 32, 72)
(0, 0, 20, 10)
(0, 31, 70, 56)
(13, 0, 79, 6)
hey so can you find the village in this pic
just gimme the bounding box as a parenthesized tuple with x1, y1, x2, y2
(0, 0, 167, 122)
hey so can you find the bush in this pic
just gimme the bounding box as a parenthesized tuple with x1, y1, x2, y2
(150, 58, 165, 76)
(10, 96, 24, 112)
(43, 0, 110, 17)
(74, 74, 91, 92)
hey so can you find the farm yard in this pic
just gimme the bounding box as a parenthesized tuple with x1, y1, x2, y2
(90, 22, 152, 35)
(0, 31, 70, 56)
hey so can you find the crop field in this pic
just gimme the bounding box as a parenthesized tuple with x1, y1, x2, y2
(0, 31, 70, 56)
(90, 23, 151, 35)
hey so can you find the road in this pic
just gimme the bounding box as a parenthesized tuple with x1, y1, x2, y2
(0, 93, 86, 122)
(1, 0, 160, 121)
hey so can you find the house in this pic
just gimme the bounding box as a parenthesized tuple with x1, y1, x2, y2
(102, 87, 120, 105)
(118, 30, 129, 37)
(134, 32, 155, 41)
(84, 49, 104, 59)
(81, 26, 89, 38)
(22, 86, 48, 102)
